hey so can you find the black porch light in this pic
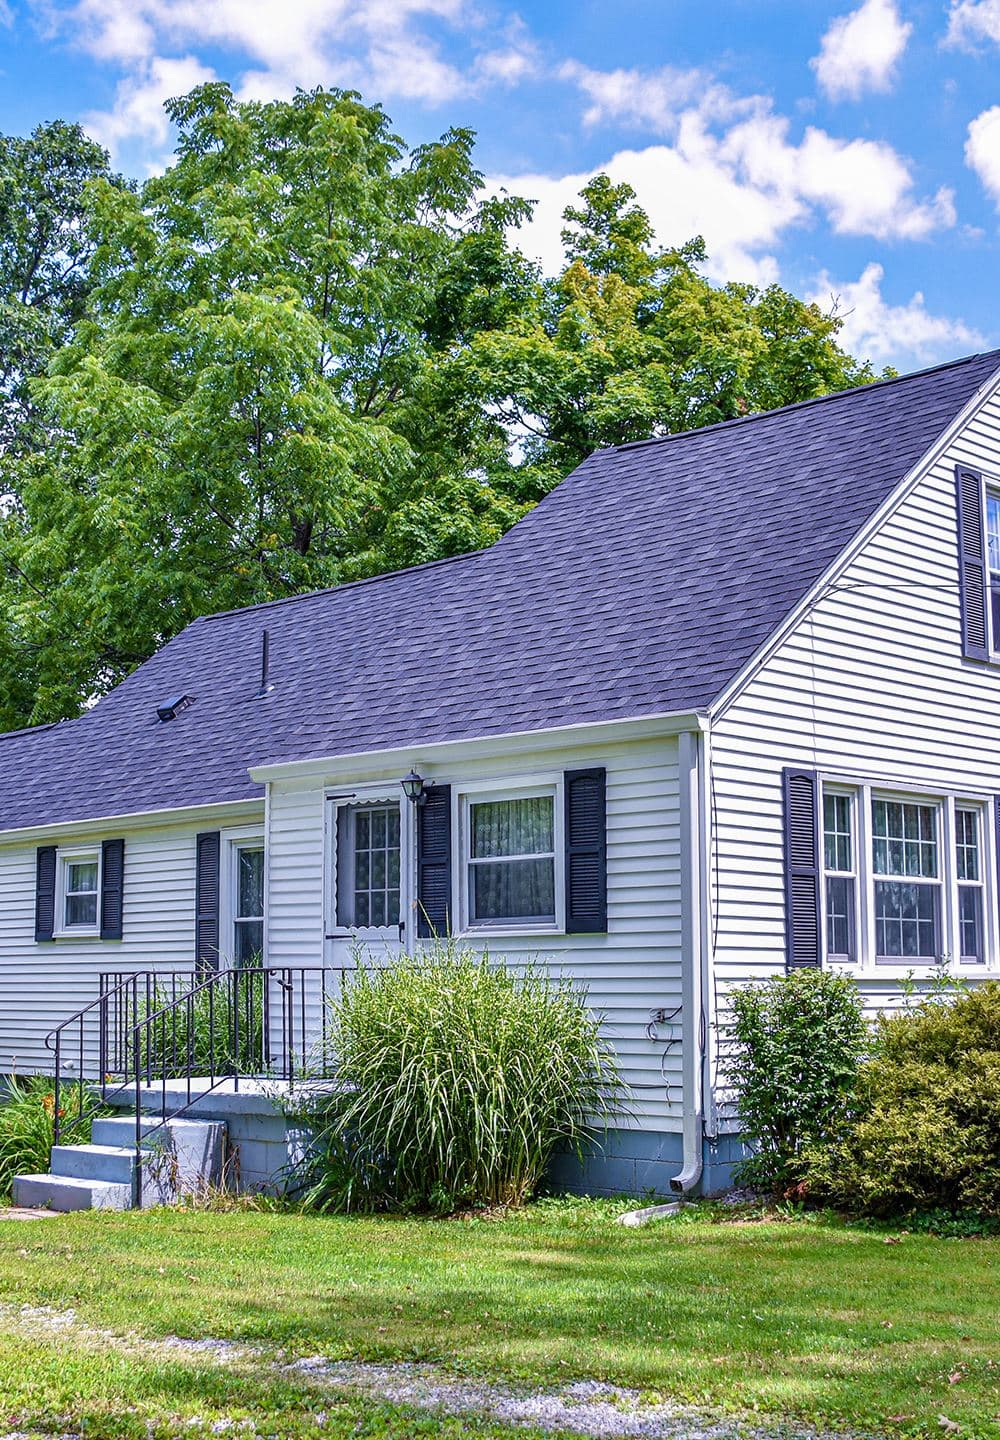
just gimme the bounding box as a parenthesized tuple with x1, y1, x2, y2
(401, 769, 428, 805)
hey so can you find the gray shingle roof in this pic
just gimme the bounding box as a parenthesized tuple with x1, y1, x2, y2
(2, 348, 998, 833)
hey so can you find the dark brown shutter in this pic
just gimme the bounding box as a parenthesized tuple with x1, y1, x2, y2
(35, 846, 57, 943)
(957, 465, 990, 661)
(195, 831, 221, 971)
(564, 768, 608, 934)
(783, 768, 821, 969)
(100, 838, 125, 941)
(417, 785, 451, 938)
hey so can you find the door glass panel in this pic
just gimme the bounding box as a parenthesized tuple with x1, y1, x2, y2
(337, 803, 402, 930)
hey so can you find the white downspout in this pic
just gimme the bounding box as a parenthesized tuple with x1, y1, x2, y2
(671, 725, 708, 1193)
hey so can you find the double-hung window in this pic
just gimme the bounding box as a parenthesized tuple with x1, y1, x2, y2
(823, 792, 856, 962)
(821, 784, 992, 968)
(872, 799, 941, 961)
(461, 787, 560, 931)
(55, 848, 101, 936)
(956, 808, 985, 964)
(233, 844, 264, 965)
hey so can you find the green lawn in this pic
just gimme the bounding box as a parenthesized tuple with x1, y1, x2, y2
(0, 1200, 998, 1439)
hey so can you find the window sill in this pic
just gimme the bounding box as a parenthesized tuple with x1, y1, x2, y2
(456, 924, 565, 940)
(830, 958, 1000, 978)
(51, 929, 102, 941)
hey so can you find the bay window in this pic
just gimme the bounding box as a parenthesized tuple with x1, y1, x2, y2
(956, 807, 985, 964)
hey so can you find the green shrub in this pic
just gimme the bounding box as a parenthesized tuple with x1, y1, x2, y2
(0, 1075, 104, 1201)
(804, 983, 1000, 1217)
(289, 941, 624, 1213)
(727, 968, 867, 1192)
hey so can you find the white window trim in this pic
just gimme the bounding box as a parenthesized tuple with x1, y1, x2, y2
(454, 776, 565, 938)
(820, 777, 998, 974)
(53, 845, 101, 939)
(219, 826, 265, 967)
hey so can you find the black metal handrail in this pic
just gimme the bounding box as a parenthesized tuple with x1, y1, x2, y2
(125, 965, 339, 1200)
(44, 969, 198, 1145)
(44, 965, 346, 1196)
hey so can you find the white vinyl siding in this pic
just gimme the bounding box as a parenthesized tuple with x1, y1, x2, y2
(0, 805, 263, 1074)
(710, 377, 1000, 1073)
(266, 736, 684, 1131)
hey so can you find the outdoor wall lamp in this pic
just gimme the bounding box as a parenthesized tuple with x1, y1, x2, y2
(401, 769, 431, 805)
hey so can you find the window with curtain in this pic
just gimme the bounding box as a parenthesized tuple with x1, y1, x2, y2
(467, 794, 556, 926)
(233, 844, 264, 964)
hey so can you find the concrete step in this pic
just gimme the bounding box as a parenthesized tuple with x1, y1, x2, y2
(91, 1115, 220, 1150)
(91, 1114, 227, 1207)
(50, 1143, 137, 1186)
(12, 1172, 133, 1212)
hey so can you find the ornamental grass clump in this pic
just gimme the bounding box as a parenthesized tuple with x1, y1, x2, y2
(293, 941, 623, 1213)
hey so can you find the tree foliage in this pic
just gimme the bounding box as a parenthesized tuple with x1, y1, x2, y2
(0, 90, 878, 728)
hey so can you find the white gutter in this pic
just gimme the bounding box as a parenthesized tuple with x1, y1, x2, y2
(671, 726, 709, 1193)
(0, 796, 264, 847)
(249, 709, 710, 784)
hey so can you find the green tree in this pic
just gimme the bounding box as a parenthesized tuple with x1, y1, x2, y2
(3, 86, 534, 724)
(0, 120, 120, 459)
(463, 175, 880, 501)
(1, 104, 877, 730)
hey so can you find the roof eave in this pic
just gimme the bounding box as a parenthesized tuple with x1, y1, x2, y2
(248, 709, 711, 784)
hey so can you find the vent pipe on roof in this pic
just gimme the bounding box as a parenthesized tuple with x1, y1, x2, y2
(255, 629, 274, 698)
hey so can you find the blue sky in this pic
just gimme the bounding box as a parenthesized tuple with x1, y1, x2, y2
(1, 0, 998, 371)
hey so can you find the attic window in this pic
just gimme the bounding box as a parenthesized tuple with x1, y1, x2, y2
(156, 694, 194, 723)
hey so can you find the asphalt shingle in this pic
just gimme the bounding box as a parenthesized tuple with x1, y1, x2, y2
(2, 349, 997, 832)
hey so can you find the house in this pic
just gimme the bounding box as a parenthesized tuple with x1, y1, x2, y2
(3, 347, 1000, 1202)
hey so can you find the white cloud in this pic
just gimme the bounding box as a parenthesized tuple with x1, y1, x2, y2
(557, 59, 748, 134)
(723, 111, 956, 240)
(811, 0, 912, 100)
(808, 263, 986, 366)
(84, 52, 216, 163)
(496, 84, 955, 289)
(33, 0, 475, 104)
(966, 105, 1000, 208)
(945, 0, 1000, 47)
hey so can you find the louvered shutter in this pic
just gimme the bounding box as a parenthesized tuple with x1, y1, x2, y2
(957, 465, 990, 661)
(564, 768, 608, 934)
(783, 768, 822, 970)
(195, 831, 221, 971)
(100, 838, 125, 941)
(417, 785, 452, 938)
(35, 846, 57, 943)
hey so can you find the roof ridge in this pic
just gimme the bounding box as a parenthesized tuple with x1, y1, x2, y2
(612, 347, 1000, 453)
(196, 547, 488, 624)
